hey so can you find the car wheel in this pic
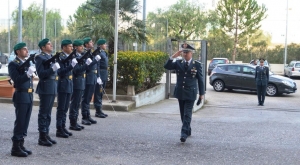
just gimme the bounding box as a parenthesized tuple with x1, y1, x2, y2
(213, 80, 225, 92)
(266, 84, 277, 96)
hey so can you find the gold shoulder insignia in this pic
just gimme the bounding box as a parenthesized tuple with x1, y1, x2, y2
(195, 60, 201, 64)
(14, 59, 20, 63)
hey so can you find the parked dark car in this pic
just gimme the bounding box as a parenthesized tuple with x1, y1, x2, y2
(208, 58, 230, 76)
(209, 64, 297, 96)
(0, 51, 8, 64)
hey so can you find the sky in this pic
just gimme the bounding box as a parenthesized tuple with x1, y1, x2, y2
(0, 0, 300, 44)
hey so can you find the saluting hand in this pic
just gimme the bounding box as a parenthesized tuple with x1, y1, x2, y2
(171, 50, 182, 59)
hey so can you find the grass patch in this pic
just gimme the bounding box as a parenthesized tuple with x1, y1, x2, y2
(0, 76, 8, 80)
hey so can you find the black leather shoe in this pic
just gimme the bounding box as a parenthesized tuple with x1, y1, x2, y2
(261, 103, 264, 106)
(38, 132, 53, 146)
(88, 116, 97, 124)
(11, 140, 28, 157)
(180, 136, 186, 143)
(77, 123, 84, 129)
(63, 128, 73, 136)
(82, 118, 91, 125)
(20, 139, 32, 155)
(45, 134, 57, 144)
(95, 113, 106, 118)
(56, 129, 69, 138)
(69, 124, 82, 131)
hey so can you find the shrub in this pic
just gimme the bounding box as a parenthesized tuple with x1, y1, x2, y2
(108, 51, 168, 93)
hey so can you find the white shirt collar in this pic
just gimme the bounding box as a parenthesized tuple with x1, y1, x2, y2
(184, 58, 192, 65)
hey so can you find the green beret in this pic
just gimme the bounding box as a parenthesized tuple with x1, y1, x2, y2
(83, 37, 91, 44)
(14, 42, 26, 51)
(97, 39, 106, 45)
(73, 39, 84, 46)
(61, 39, 72, 46)
(38, 38, 49, 47)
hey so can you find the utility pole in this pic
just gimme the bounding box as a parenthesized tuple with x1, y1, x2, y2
(42, 0, 46, 38)
(112, 0, 119, 102)
(8, 0, 11, 54)
(142, 0, 146, 51)
(18, 0, 22, 42)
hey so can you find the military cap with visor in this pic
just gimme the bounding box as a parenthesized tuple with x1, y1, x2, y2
(181, 43, 195, 53)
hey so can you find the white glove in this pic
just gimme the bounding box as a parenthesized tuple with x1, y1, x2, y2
(95, 55, 101, 61)
(27, 66, 36, 77)
(52, 62, 60, 71)
(71, 58, 78, 67)
(97, 77, 103, 85)
(86, 58, 92, 65)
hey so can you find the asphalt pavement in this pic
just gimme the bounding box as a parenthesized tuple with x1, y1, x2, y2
(1, 65, 300, 164)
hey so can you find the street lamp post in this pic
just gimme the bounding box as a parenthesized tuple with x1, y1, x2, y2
(112, 0, 119, 102)
(18, 0, 22, 42)
(283, 0, 288, 69)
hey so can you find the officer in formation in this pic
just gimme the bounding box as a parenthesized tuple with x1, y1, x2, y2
(94, 39, 108, 118)
(56, 40, 78, 138)
(164, 43, 205, 143)
(69, 39, 93, 131)
(35, 38, 59, 146)
(255, 58, 269, 106)
(8, 43, 35, 157)
(81, 37, 101, 125)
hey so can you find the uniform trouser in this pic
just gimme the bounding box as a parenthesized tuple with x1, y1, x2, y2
(38, 94, 55, 133)
(178, 99, 195, 138)
(56, 92, 72, 128)
(94, 81, 106, 109)
(12, 102, 33, 141)
(69, 89, 83, 121)
(81, 84, 95, 117)
(256, 84, 267, 104)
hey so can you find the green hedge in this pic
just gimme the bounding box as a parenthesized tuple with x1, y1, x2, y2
(108, 51, 168, 93)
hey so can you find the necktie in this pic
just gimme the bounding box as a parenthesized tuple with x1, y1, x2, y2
(185, 61, 189, 70)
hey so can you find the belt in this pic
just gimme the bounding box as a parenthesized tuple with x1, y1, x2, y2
(87, 70, 97, 74)
(60, 75, 73, 80)
(45, 76, 59, 80)
(15, 88, 34, 93)
(100, 67, 108, 70)
(74, 74, 86, 78)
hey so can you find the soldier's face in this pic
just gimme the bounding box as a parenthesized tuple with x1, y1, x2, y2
(43, 42, 53, 53)
(87, 40, 94, 49)
(183, 51, 192, 61)
(75, 45, 84, 53)
(16, 47, 29, 59)
(63, 44, 73, 54)
(100, 44, 106, 50)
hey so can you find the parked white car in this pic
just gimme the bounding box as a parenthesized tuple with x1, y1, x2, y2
(284, 60, 300, 78)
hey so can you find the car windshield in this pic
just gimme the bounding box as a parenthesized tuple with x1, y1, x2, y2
(212, 59, 226, 64)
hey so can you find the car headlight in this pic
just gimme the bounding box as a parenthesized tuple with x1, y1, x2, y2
(282, 80, 294, 87)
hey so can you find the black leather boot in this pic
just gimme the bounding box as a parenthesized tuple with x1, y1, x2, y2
(88, 115, 97, 124)
(95, 107, 107, 118)
(82, 115, 92, 125)
(45, 133, 57, 144)
(77, 123, 84, 130)
(62, 124, 73, 136)
(38, 132, 53, 146)
(20, 139, 32, 155)
(69, 120, 82, 131)
(56, 128, 69, 138)
(11, 140, 28, 157)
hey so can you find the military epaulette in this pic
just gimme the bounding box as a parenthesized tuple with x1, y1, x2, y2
(13, 59, 20, 63)
(194, 60, 201, 64)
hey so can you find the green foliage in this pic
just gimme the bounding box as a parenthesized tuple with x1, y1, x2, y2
(216, 0, 267, 63)
(108, 51, 168, 93)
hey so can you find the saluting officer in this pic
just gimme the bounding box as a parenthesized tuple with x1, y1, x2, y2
(8, 43, 34, 157)
(164, 43, 205, 143)
(35, 38, 59, 146)
(56, 40, 78, 138)
(81, 37, 101, 125)
(69, 39, 93, 131)
(255, 58, 269, 106)
(94, 39, 108, 118)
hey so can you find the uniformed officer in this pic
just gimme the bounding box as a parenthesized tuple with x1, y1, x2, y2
(8, 43, 34, 157)
(255, 58, 269, 106)
(94, 39, 108, 118)
(164, 43, 205, 143)
(69, 39, 93, 131)
(55, 40, 78, 138)
(81, 37, 101, 125)
(35, 38, 59, 146)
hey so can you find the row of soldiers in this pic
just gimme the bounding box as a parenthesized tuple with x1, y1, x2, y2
(8, 37, 109, 157)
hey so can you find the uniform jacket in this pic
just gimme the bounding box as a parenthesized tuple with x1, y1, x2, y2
(8, 57, 33, 103)
(98, 49, 108, 81)
(85, 49, 100, 85)
(255, 66, 269, 86)
(164, 58, 205, 100)
(57, 52, 74, 93)
(35, 52, 58, 95)
(73, 52, 88, 90)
